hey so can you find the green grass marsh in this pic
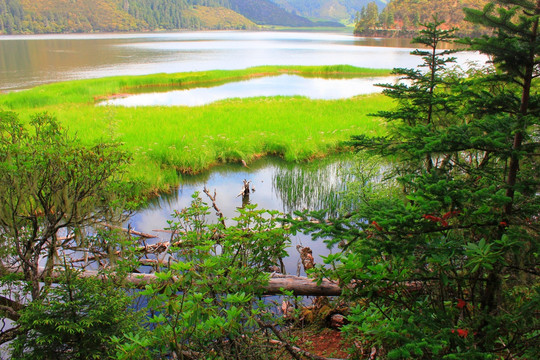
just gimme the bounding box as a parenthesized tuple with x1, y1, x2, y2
(0, 65, 394, 194)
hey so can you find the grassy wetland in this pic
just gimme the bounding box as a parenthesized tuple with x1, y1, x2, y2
(0, 65, 394, 195)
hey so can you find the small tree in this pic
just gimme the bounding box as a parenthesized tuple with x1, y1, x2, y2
(354, 2, 379, 34)
(354, 18, 459, 172)
(113, 194, 292, 359)
(11, 267, 138, 360)
(0, 111, 135, 346)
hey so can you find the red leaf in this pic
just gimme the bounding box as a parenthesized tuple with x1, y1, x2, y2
(423, 214, 441, 222)
(371, 221, 383, 231)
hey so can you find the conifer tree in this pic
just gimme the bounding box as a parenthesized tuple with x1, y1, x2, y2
(293, 7, 539, 358)
(364, 18, 459, 172)
(462, 0, 539, 219)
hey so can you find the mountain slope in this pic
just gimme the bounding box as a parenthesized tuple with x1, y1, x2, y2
(18, 0, 143, 32)
(186, 5, 257, 29)
(269, 0, 388, 23)
(228, 0, 314, 26)
(0, 0, 328, 34)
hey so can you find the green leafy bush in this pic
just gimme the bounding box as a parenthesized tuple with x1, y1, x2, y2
(113, 193, 292, 359)
(11, 268, 138, 360)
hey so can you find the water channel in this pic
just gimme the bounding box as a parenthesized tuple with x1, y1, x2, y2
(100, 74, 394, 107)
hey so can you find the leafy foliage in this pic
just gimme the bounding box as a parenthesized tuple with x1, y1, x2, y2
(114, 193, 293, 359)
(0, 111, 135, 347)
(294, 5, 539, 358)
(11, 267, 138, 360)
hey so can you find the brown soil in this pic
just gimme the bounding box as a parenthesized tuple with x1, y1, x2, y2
(295, 328, 351, 359)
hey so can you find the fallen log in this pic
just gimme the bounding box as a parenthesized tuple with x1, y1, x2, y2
(4, 265, 423, 297)
(78, 270, 342, 296)
(266, 274, 341, 296)
(3, 265, 342, 296)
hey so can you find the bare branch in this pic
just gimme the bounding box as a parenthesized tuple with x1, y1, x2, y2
(203, 186, 226, 228)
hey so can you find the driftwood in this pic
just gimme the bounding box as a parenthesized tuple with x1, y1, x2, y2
(297, 245, 315, 272)
(152, 229, 180, 233)
(203, 186, 226, 227)
(57, 234, 76, 242)
(266, 274, 341, 296)
(96, 222, 158, 239)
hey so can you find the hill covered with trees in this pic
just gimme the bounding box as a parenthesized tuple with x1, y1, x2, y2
(227, 0, 341, 27)
(354, 0, 490, 36)
(270, 0, 388, 24)
(0, 0, 338, 34)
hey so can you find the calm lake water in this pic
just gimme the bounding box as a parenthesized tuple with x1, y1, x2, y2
(0, 30, 487, 92)
(101, 74, 396, 106)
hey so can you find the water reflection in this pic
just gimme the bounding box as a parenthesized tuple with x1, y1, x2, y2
(0, 31, 488, 92)
(130, 155, 356, 274)
(273, 157, 356, 215)
(101, 75, 394, 107)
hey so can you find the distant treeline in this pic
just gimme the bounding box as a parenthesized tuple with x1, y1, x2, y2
(125, 0, 230, 30)
(354, 0, 490, 37)
(0, 0, 342, 34)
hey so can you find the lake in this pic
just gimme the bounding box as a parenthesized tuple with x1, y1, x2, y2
(130, 155, 359, 275)
(0, 30, 487, 92)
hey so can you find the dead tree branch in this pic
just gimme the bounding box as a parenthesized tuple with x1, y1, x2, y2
(203, 186, 227, 228)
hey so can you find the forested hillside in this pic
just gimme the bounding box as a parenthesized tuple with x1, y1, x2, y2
(354, 0, 490, 36)
(186, 5, 257, 29)
(228, 0, 312, 26)
(270, 0, 388, 24)
(0, 0, 324, 34)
